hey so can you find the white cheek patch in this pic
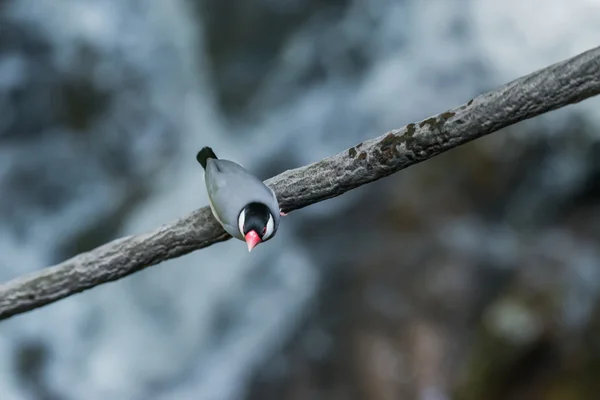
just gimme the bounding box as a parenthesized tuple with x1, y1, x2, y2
(263, 213, 274, 240)
(238, 209, 246, 237)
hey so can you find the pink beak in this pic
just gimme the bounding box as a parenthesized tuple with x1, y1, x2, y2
(245, 230, 261, 252)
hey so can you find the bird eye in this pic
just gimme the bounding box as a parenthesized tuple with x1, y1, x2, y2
(262, 213, 275, 240)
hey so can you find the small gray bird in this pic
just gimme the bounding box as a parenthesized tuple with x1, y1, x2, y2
(196, 146, 283, 252)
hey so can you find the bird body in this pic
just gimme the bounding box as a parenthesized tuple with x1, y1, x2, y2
(196, 147, 281, 251)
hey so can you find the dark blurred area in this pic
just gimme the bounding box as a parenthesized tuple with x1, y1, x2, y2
(2, 1, 600, 399)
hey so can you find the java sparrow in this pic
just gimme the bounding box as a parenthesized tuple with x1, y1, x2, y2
(196, 146, 284, 252)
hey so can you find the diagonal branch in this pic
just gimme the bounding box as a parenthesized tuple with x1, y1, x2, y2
(1, 46, 600, 321)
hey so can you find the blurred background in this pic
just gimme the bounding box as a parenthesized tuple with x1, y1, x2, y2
(1, 0, 600, 399)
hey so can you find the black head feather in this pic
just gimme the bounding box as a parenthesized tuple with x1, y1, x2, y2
(241, 202, 274, 240)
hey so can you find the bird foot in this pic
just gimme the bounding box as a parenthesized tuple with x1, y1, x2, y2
(280, 209, 288, 217)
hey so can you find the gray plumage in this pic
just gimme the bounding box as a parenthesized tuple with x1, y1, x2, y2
(197, 147, 280, 241)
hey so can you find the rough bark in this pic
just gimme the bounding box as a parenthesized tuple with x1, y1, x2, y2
(1, 46, 599, 320)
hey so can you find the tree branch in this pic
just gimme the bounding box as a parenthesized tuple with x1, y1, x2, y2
(1, 46, 600, 321)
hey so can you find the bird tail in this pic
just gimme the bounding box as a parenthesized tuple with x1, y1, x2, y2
(196, 146, 218, 169)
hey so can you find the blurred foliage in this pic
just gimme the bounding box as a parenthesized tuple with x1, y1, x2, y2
(246, 122, 600, 399)
(193, 0, 350, 118)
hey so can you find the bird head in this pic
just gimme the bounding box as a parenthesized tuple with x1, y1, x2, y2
(238, 202, 276, 252)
